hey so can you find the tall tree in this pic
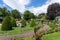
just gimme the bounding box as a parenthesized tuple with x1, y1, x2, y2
(23, 10, 35, 20)
(1, 7, 8, 16)
(46, 3, 60, 20)
(11, 9, 21, 19)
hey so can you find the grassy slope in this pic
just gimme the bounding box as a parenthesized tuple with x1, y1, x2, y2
(0, 26, 34, 36)
(42, 32, 60, 40)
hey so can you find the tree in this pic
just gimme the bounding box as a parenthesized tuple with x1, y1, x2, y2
(11, 17, 17, 27)
(38, 13, 45, 19)
(20, 19, 26, 27)
(0, 11, 3, 22)
(23, 10, 35, 20)
(1, 7, 8, 16)
(30, 13, 35, 19)
(0, 11, 2, 15)
(1, 16, 12, 31)
(46, 3, 60, 20)
(11, 9, 21, 19)
(0, 7, 11, 17)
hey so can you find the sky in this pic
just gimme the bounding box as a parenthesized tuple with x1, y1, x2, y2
(0, 0, 60, 15)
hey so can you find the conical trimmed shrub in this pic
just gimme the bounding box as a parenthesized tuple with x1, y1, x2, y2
(1, 16, 12, 31)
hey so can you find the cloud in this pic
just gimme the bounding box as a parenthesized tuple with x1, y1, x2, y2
(2, 0, 60, 15)
(29, 0, 60, 15)
(3, 0, 31, 13)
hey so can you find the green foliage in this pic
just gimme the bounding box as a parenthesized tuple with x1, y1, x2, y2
(34, 26, 40, 33)
(30, 19, 36, 27)
(38, 13, 45, 19)
(46, 29, 55, 34)
(11, 17, 17, 27)
(23, 10, 35, 20)
(0, 7, 10, 17)
(30, 13, 35, 19)
(34, 23, 43, 33)
(48, 22, 56, 29)
(20, 19, 26, 27)
(11, 9, 21, 19)
(46, 3, 60, 20)
(1, 16, 12, 31)
(47, 20, 58, 33)
(0, 11, 3, 15)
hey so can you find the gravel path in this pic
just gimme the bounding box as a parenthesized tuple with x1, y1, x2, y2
(0, 25, 50, 40)
(0, 31, 34, 40)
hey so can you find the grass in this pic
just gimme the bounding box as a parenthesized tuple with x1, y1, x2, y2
(42, 32, 60, 40)
(12, 36, 34, 40)
(0, 25, 34, 36)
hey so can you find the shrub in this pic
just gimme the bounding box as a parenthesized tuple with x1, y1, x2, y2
(1, 16, 12, 31)
(20, 19, 26, 27)
(34, 26, 40, 34)
(34, 26, 43, 40)
(11, 17, 17, 27)
(30, 19, 36, 27)
(48, 23, 56, 29)
(46, 29, 55, 34)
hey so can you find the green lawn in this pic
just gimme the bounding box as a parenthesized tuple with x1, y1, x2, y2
(42, 32, 60, 40)
(0, 25, 34, 36)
